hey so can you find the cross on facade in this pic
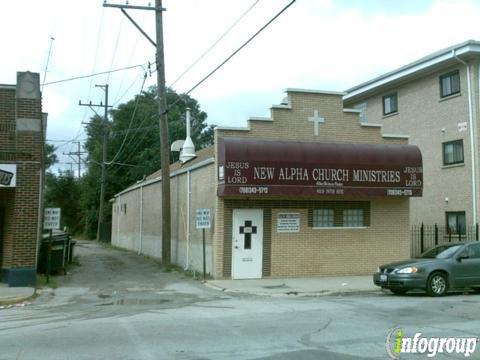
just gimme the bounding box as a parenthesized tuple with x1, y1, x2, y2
(308, 110, 325, 136)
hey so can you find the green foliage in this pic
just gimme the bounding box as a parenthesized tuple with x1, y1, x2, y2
(44, 170, 82, 234)
(45, 143, 58, 169)
(79, 86, 214, 238)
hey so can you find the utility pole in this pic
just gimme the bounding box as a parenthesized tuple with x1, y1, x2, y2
(79, 84, 111, 242)
(104, 1, 171, 264)
(63, 141, 86, 178)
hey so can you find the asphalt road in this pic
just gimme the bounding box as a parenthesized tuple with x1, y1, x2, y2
(1, 240, 480, 360)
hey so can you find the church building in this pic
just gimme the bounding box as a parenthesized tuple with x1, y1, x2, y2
(111, 88, 423, 279)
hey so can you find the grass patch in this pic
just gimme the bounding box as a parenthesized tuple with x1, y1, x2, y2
(36, 274, 59, 289)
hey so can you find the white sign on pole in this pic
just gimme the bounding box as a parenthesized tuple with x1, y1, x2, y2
(196, 208, 211, 229)
(44, 208, 61, 230)
(277, 212, 300, 233)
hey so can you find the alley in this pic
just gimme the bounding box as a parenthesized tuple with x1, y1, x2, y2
(1, 241, 479, 360)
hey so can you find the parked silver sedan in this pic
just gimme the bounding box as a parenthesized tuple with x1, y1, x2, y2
(373, 242, 480, 296)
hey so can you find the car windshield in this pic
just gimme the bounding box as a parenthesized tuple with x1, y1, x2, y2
(420, 244, 463, 259)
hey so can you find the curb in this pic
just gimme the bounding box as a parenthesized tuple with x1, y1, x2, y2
(203, 282, 381, 298)
(0, 290, 36, 306)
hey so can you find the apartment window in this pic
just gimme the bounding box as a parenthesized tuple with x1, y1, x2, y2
(343, 209, 364, 227)
(312, 209, 334, 227)
(382, 93, 398, 115)
(309, 202, 370, 228)
(353, 102, 368, 124)
(440, 70, 460, 98)
(443, 140, 464, 165)
(446, 211, 466, 235)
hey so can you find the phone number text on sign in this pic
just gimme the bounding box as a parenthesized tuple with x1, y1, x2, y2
(239, 187, 269, 194)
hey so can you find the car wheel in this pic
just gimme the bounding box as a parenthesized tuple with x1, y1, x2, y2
(390, 289, 407, 295)
(426, 272, 448, 296)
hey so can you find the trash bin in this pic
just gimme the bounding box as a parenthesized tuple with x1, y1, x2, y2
(68, 240, 76, 264)
(38, 232, 69, 274)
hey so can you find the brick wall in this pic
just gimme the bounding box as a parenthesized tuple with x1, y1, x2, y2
(212, 90, 412, 278)
(0, 75, 43, 286)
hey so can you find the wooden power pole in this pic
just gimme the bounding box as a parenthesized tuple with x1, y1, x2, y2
(104, 1, 171, 264)
(79, 84, 111, 241)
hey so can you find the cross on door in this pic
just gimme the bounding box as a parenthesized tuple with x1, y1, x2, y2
(239, 220, 257, 250)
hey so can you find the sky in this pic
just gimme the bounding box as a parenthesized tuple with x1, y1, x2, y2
(1, 0, 480, 173)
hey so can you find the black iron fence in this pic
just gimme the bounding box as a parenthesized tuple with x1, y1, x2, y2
(411, 223, 479, 258)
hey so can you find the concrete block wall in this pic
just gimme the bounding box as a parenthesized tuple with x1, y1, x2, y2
(112, 162, 215, 275)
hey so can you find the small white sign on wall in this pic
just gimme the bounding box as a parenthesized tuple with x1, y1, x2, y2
(277, 212, 300, 233)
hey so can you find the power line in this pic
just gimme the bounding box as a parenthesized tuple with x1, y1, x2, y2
(109, 111, 156, 173)
(112, 12, 147, 105)
(105, 72, 148, 166)
(42, 64, 147, 86)
(106, 17, 124, 84)
(112, 71, 144, 107)
(74, 8, 106, 146)
(169, 0, 261, 88)
(168, 0, 296, 112)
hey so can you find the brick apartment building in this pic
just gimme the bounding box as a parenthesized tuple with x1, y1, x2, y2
(0, 72, 44, 287)
(344, 40, 480, 235)
(112, 89, 422, 279)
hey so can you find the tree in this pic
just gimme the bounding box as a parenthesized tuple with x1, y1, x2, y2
(45, 143, 58, 169)
(80, 86, 214, 238)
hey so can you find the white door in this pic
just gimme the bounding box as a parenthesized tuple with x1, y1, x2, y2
(232, 209, 263, 279)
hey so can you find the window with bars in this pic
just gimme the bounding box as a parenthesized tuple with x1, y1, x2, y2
(309, 202, 370, 229)
(343, 209, 364, 227)
(312, 209, 334, 227)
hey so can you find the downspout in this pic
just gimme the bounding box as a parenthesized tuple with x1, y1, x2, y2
(184, 170, 191, 270)
(139, 185, 143, 255)
(117, 195, 121, 246)
(453, 50, 477, 224)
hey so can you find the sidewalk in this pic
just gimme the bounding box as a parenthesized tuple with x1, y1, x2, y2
(206, 276, 380, 297)
(0, 283, 35, 305)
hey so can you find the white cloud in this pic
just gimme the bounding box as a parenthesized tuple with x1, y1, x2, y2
(1, 0, 480, 168)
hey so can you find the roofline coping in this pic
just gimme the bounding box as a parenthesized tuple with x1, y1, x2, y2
(215, 126, 250, 131)
(285, 88, 346, 96)
(248, 116, 272, 122)
(360, 123, 382, 128)
(344, 40, 480, 101)
(382, 134, 410, 139)
(114, 157, 215, 198)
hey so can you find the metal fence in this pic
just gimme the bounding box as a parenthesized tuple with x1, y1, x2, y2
(411, 223, 479, 258)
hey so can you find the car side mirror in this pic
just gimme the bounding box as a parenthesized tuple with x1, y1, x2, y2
(457, 254, 469, 262)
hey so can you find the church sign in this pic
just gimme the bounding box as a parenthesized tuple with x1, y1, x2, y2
(217, 138, 423, 198)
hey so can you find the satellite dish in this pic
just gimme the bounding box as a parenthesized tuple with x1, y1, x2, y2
(171, 140, 184, 152)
